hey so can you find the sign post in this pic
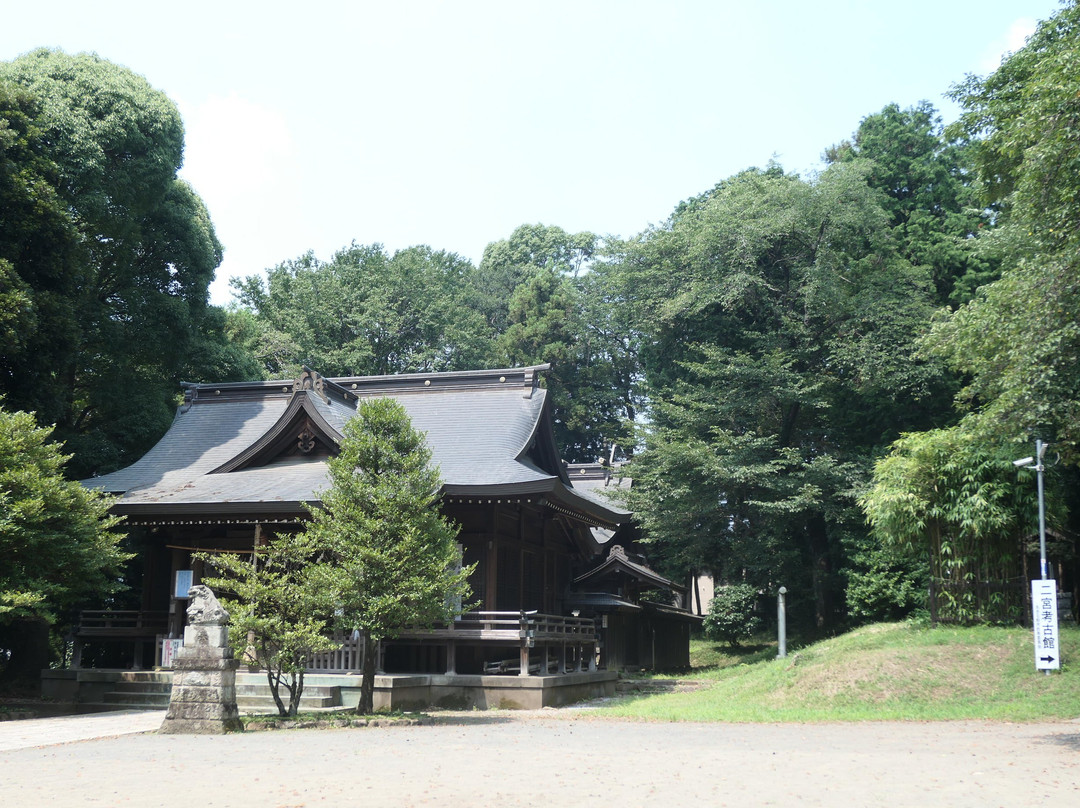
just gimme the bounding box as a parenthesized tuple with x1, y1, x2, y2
(1031, 579, 1061, 672)
(1016, 441, 1061, 674)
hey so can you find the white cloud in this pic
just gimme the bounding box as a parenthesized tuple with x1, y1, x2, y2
(979, 17, 1038, 73)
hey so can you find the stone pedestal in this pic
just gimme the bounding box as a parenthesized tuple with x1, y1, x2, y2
(159, 586, 243, 734)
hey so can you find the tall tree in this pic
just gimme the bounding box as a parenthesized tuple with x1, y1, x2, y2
(232, 243, 494, 378)
(483, 223, 638, 461)
(859, 3, 1080, 620)
(827, 102, 997, 305)
(617, 162, 947, 627)
(0, 50, 235, 477)
(476, 222, 595, 333)
(929, 2, 1080, 465)
(304, 398, 471, 714)
(0, 50, 228, 477)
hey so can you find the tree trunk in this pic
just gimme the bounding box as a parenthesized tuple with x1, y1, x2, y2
(357, 631, 377, 715)
(290, 669, 305, 717)
(805, 514, 832, 629)
(266, 668, 288, 717)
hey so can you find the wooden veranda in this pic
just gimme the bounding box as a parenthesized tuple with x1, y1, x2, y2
(71, 609, 598, 677)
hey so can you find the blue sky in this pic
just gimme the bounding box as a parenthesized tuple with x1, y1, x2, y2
(0, 1, 1064, 304)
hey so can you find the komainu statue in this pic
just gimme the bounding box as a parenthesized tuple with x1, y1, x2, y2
(185, 584, 229, 626)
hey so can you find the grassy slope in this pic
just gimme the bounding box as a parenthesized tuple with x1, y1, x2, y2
(601, 622, 1080, 722)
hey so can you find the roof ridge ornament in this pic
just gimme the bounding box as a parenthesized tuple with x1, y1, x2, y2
(294, 367, 328, 404)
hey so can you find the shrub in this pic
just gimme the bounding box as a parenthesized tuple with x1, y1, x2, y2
(704, 584, 762, 647)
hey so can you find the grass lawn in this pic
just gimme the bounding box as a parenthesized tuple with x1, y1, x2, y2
(600, 621, 1080, 722)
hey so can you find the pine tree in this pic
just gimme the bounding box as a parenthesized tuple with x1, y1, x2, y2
(305, 398, 471, 714)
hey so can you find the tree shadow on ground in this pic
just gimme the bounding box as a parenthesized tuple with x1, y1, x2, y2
(691, 642, 777, 673)
(426, 711, 539, 726)
(1043, 733, 1080, 752)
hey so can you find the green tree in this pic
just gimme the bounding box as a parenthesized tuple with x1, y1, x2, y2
(484, 223, 639, 461)
(232, 243, 494, 378)
(0, 77, 81, 426)
(827, 102, 997, 305)
(304, 398, 472, 714)
(860, 428, 1048, 622)
(0, 50, 229, 476)
(618, 162, 947, 627)
(199, 530, 336, 717)
(476, 222, 595, 333)
(928, 2, 1080, 467)
(0, 403, 129, 675)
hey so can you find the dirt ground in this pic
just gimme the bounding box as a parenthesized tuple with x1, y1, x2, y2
(1, 709, 1079, 807)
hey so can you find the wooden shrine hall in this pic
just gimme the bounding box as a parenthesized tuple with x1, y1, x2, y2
(47, 365, 694, 710)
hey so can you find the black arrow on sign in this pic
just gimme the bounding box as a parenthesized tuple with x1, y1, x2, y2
(1040, 655, 1056, 664)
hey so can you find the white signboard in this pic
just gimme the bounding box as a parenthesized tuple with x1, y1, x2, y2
(174, 569, 193, 599)
(161, 638, 183, 668)
(1032, 579, 1061, 671)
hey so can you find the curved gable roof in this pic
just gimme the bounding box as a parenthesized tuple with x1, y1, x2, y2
(85, 365, 629, 527)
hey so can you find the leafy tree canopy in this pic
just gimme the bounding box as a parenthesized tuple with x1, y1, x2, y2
(827, 102, 997, 305)
(928, 2, 1080, 466)
(0, 403, 129, 625)
(232, 243, 494, 378)
(618, 162, 949, 627)
(0, 49, 236, 477)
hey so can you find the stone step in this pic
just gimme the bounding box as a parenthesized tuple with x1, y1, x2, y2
(107, 681, 172, 694)
(235, 693, 339, 709)
(102, 691, 172, 707)
(235, 684, 337, 697)
(114, 671, 173, 684)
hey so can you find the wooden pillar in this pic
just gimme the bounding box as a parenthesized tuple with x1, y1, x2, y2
(519, 642, 531, 677)
(445, 641, 456, 675)
(588, 642, 597, 672)
(486, 539, 498, 611)
(558, 642, 567, 674)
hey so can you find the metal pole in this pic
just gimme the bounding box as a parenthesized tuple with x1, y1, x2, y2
(777, 586, 787, 659)
(1037, 439, 1048, 580)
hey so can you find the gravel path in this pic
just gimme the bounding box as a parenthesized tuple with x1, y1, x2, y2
(1, 709, 1078, 806)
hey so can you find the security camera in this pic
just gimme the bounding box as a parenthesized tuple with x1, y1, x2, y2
(1013, 456, 1035, 467)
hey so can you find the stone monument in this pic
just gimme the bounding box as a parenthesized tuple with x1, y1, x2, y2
(159, 585, 243, 734)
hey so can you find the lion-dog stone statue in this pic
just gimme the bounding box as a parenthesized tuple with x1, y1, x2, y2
(159, 585, 243, 734)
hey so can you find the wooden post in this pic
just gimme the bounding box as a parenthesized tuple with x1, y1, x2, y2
(519, 642, 531, 677)
(558, 642, 567, 674)
(445, 641, 456, 675)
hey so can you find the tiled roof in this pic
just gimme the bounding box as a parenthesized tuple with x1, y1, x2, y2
(85, 365, 629, 526)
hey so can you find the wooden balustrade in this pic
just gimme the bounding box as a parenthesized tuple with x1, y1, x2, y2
(73, 609, 598, 677)
(75, 610, 169, 637)
(307, 636, 365, 672)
